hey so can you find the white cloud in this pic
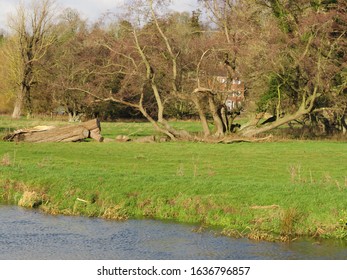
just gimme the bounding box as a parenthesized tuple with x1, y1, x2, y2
(170, 0, 198, 12)
(58, 0, 125, 20)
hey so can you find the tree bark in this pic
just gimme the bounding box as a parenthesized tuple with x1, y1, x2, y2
(240, 107, 309, 137)
(240, 84, 319, 137)
(11, 91, 24, 119)
(208, 95, 225, 136)
(4, 119, 103, 143)
(192, 96, 210, 136)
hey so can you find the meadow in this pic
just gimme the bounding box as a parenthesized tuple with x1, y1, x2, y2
(0, 117, 347, 241)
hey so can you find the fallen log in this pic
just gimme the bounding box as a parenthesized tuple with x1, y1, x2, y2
(196, 134, 273, 144)
(3, 119, 104, 143)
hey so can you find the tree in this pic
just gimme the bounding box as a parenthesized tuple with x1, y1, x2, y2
(193, 0, 267, 135)
(6, 0, 56, 118)
(239, 0, 347, 137)
(0, 36, 15, 114)
(40, 8, 93, 121)
(199, 0, 346, 137)
(5, 0, 341, 139)
(72, 0, 197, 139)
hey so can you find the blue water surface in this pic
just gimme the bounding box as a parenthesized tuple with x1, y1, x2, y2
(0, 205, 346, 260)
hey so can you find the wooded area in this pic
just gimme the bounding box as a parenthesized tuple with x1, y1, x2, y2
(0, 0, 346, 140)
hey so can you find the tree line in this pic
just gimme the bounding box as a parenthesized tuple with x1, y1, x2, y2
(0, 0, 346, 139)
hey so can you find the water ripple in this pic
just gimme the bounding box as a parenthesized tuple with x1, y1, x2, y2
(0, 205, 346, 260)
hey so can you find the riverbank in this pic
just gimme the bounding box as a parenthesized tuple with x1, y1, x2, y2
(2, 205, 347, 259)
(1, 133, 346, 242)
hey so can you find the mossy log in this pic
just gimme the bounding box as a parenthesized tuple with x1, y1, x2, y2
(3, 119, 103, 143)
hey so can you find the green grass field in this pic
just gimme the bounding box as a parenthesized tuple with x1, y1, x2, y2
(0, 117, 347, 241)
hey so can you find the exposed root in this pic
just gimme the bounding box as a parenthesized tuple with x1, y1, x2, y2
(194, 134, 273, 144)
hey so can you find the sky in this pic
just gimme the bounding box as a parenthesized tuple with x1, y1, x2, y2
(0, 0, 199, 32)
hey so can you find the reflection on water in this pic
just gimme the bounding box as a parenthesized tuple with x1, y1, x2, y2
(0, 205, 346, 260)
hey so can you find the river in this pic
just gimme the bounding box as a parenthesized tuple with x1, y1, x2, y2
(1, 205, 346, 260)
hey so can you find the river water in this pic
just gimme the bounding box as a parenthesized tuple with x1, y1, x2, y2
(0, 205, 346, 260)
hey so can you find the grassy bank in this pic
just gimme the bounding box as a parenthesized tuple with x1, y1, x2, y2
(0, 118, 347, 241)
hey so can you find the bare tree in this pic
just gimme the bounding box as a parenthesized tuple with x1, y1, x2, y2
(6, 0, 56, 118)
(70, 0, 196, 139)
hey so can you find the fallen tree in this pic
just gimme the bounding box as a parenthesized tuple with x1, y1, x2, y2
(3, 119, 103, 143)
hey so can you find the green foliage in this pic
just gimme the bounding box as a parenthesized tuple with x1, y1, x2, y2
(267, 0, 293, 33)
(256, 75, 280, 112)
(310, 0, 338, 11)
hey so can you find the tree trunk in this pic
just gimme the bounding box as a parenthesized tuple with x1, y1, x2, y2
(24, 84, 33, 118)
(68, 111, 82, 122)
(12, 80, 32, 119)
(220, 107, 229, 133)
(341, 115, 347, 135)
(192, 96, 210, 136)
(240, 86, 319, 137)
(4, 119, 103, 143)
(151, 80, 164, 123)
(240, 108, 309, 137)
(208, 95, 225, 136)
(12, 92, 24, 119)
